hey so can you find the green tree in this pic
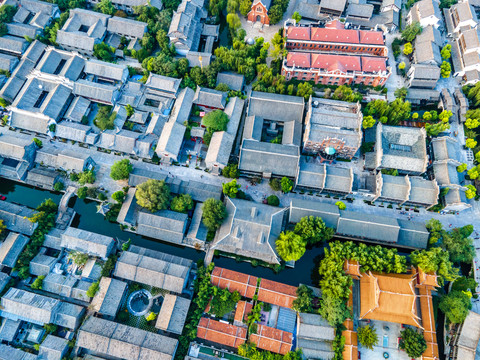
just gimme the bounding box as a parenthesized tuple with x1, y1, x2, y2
(86, 281, 100, 298)
(402, 22, 422, 42)
(296, 82, 314, 100)
(78, 170, 95, 185)
(466, 138, 477, 148)
(93, 42, 115, 62)
(318, 295, 351, 326)
(112, 190, 126, 203)
(465, 117, 480, 129)
(294, 216, 334, 245)
(403, 42, 413, 55)
(53, 181, 64, 192)
(222, 163, 240, 178)
(110, 159, 133, 180)
(202, 198, 228, 231)
(411, 247, 458, 284)
(394, 87, 408, 100)
(239, 0, 252, 16)
(95, 0, 116, 14)
(292, 11, 301, 22)
(31, 275, 45, 290)
(203, 110, 230, 131)
(362, 115, 376, 129)
(269, 178, 282, 191)
(126, 104, 134, 118)
(442, 227, 475, 264)
(335, 201, 346, 210)
(94, 105, 116, 130)
(275, 231, 306, 261)
(457, 163, 467, 172)
(441, 61, 451, 78)
(77, 186, 88, 199)
(357, 325, 378, 350)
(222, 179, 241, 198)
(292, 284, 314, 313)
(399, 328, 427, 358)
(441, 44, 452, 59)
(281, 177, 293, 193)
(170, 194, 194, 213)
(466, 184, 477, 199)
(135, 179, 171, 212)
(440, 290, 472, 324)
(267, 195, 280, 206)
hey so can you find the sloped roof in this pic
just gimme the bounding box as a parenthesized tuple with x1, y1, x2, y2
(197, 318, 247, 348)
(114, 245, 192, 293)
(250, 325, 293, 355)
(359, 271, 420, 327)
(77, 316, 178, 360)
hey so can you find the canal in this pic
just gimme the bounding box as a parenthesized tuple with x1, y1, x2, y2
(0, 179, 325, 286)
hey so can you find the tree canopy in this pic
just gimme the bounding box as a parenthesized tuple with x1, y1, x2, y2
(275, 231, 306, 261)
(135, 179, 171, 212)
(110, 159, 133, 180)
(202, 198, 228, 231)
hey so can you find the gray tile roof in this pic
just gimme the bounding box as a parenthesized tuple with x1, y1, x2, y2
(0, 201, 37, 236)
(289, 199, 340, 229)
(136, 209, 188, 244)
(107, 16, 147, 39)
(212, 198, 287, 265)
(38, 335, 69, 360)
(367, 123, 428, 174)
(155, 294, 191, 334)
(91, 277, 127, 318)
(61, 227, 115, 260)
(77, 316, 178, 360)
(114, 245, 193, 293)
(239, 139, 300, 178)
(216, 72, 245, 91)
(0, 344, 37, 360)
(193, 86, 227, 109)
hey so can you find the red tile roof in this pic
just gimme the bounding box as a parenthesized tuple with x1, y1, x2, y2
(286, 27, 310, 40)
(211, 267, 257, 298)
(197, 318, 247, 348)
(211, 267, 297, 308)
(311, 53, 361, 72)
(234, 301, 253, 324)
(361, 57, 387, 73)
(249, 324, 293, 355)
(257, 279, 297, 308)
(286, 23, 384, 46)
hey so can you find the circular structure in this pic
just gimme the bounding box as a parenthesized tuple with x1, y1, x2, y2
(127, 290, 153, 316)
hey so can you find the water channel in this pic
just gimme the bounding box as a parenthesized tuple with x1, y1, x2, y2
(0, 179, 325, 286)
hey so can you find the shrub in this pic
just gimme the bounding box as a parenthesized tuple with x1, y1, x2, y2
(267, 195, 280, 206)
(269, 178, 282, 191)
(53, 181, 64, 192)
(112, 190, 126, 203)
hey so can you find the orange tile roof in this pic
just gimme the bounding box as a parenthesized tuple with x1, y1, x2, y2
(344, 260, 361, 278)
(211, 267, 297, 308)
(359, 271, 421, 327)
(257, 279, 297, 308)
(197, 318, 247, 348)
(234, 301, 253, 324)
(211, 267, 258, 298)
(249, 324, 293, 355)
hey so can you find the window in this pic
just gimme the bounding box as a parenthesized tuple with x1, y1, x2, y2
(34, 91, 49, 108)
